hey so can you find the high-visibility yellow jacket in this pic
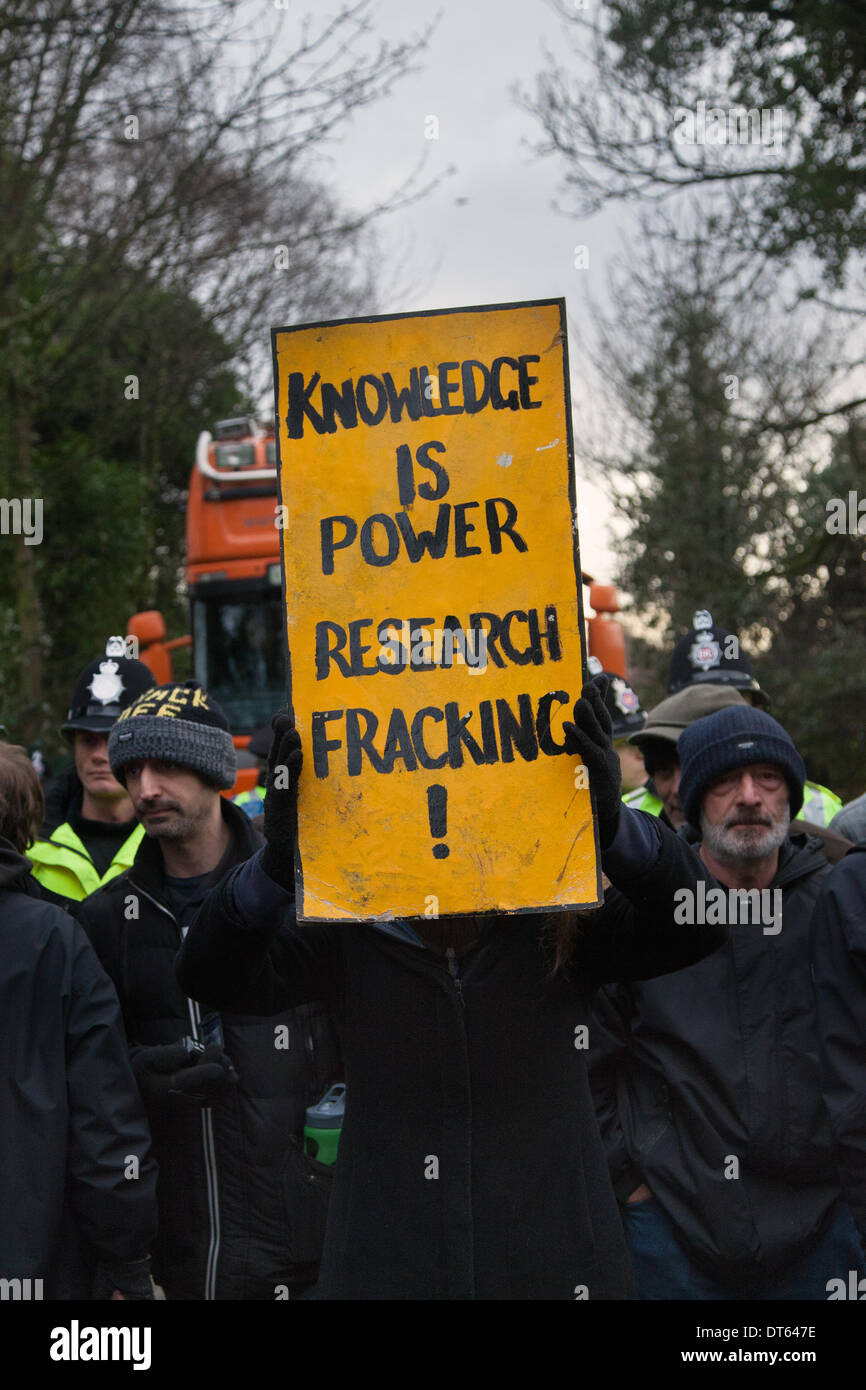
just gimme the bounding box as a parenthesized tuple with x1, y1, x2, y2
(27, 819, 145, 902)
(798, 782, 843, 828)
(232, 785, 267, 819)
(622, 785, 663, 817)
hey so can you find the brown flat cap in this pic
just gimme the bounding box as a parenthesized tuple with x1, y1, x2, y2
(629, 683, 746, 748)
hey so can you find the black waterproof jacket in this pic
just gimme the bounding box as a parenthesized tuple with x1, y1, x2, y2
(811, 846, 866, 1241)
(589, 831, 839, 1282)
(176, 814, 726, 1300)
(77, 799, 343, 1299)
(0, 838, 157, 1295)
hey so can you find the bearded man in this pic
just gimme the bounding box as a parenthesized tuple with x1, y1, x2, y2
(590, 704, 866, 1299)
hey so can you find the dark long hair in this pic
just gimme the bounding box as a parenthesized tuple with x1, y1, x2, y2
(0, 744, 44, 853)
(542, 905, 601, 976)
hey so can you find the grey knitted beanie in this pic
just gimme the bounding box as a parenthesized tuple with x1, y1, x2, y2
(108, 681, 236, 789)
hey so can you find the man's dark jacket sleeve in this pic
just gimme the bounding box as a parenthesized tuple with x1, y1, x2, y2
(177, 810, 725, 1011)
(580, 811, 728, 984)
(811, 848, 866, 1239)
(176, 851, 340, 1013)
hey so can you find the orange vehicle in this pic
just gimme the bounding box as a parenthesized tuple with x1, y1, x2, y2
(128, 417, 283, 792)
(128, 418, 628, 794)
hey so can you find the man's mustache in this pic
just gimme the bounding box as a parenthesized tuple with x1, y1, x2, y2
(724, 811, 773, 829)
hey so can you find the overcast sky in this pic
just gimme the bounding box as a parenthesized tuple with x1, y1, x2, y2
(303, 0, 630, 584)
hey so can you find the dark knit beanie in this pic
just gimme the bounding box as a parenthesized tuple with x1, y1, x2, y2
(108, 681, 236, 789)
(678, 705, 805, 830)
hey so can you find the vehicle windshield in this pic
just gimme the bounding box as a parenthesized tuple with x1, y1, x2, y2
(192, 591, 286, 732)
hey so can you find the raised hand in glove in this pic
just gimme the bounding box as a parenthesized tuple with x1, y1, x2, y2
(260, 711, 302, 892)
(131, 1040, 239, 1106)
(562, 673, 622, 850)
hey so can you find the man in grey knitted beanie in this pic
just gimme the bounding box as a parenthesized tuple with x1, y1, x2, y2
(79, 684, 342, 1299)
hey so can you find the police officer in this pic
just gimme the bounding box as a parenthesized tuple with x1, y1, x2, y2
(666, 609, 841, 827)
(27, 638, 156, 903)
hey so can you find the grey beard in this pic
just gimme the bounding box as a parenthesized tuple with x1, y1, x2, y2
(700, 806, 791, 864)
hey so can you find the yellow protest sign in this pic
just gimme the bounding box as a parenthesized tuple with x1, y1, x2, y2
(272, 299, 600, 920)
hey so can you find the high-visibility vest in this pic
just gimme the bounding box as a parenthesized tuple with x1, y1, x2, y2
(622, 780, 840, 827)
(797, 781, 842, 828)
(27, 820, 145, 902)
(232, 785, 267, 819)
(622, 786, 663, 817)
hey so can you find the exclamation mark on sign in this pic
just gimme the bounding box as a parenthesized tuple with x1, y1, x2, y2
(427, 784, 449, 859)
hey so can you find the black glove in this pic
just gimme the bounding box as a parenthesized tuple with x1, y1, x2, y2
(131, 1040, 238, 1106)
(92, 1256, 154, 1301)
(260, 711, 302, 892)
(562, 673, 622, 850)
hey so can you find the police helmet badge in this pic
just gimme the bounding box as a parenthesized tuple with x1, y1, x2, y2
(689, 638, 721, 673)
(611, 677, 640, 715)
(88, 659, 125, 706)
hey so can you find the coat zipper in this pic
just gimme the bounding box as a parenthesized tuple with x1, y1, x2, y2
(130, 878, 222, 1301)
(444, 943, 474, 1293)
(445, 946, 465, 1008)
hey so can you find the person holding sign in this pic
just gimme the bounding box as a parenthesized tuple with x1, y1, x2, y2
(177, 675, 727, 1300)
(273, 299, 632, 924)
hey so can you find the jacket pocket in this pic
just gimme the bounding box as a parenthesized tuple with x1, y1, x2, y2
(638, 1115, 672, 1160)
(280, 1137, 334, 1267)
(627, 1075, 674, 1165)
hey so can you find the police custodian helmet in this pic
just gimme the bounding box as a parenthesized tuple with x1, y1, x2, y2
(61, 637, 157, 740)
(587, 656, 647, 739)
(667, 610, 767, 707)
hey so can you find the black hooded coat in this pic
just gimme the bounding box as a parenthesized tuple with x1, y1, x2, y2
(811, 846, 866, 1243)
(589, 831, 840, 1282)
(0, 837, 157, 1295)
(176, 815, 726, 1300)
